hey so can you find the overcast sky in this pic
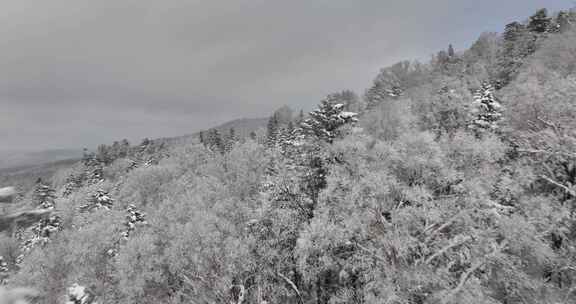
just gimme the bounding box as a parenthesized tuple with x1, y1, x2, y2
(0, 0, 571, 151)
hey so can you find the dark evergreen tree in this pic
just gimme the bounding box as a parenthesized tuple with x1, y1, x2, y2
(448, 44, 455, 57)
(63, 174, 83, 197)
(199, 131, 205, 145)
(503, 22, 525, 42)
(266, 114, 280, 147)
(121, 204, 146, 240)
(468, 82, 503, 135)
(225, 128, 238, 152)
(528, 8, 551, 33)
(498, 21, 535, 87)
(277, 122, 297, 156)
(139, 138, 151, 154)
(80, 190, 114, 212)
(300, 96, 358, 144)
(554, 11, 575, 33)
(365, 62, 412, 109)
(96, 144, 112, 165)
(33, 179, 56, 209)
(0, 256, 8, 285)
(205, 128, 225, 154)
(119, 139, 130, 158)
(296, 109, 305, 125)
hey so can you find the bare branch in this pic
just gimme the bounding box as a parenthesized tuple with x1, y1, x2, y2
(180, 273, 227, 303)
(425, 236, 472, 265)
(539, 175, 576, 197)
(355, 243, 389, 265)
(442, 241, 507, 303)
(277, 272, 304, 304)
(425, 211, 467, 243)
(517, 149, 576, 159)
(536, 116, 561, 135)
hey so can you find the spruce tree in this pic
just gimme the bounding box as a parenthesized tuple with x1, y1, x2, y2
(448, 44, 455, 57)
(121, 204, 146, 240)
(503, 22, 525, 42)
(119, 139, 130, 158)
(65, 283, 97, 304)
(300, 96, 358, 143)
(365, 74, 403, 109)
(80, 190, 114, 212)
(17, 213, 62, 264)
(528, 8, 551, 33)
(0, 256, 8, 285)
(554, 11, 575, 33)
(206, 129, 225, 154)
(63, 174, 82, 197)
(296, 109, 305, 125)
(199, 131, 205, 145)
(277, 122, 297, 156)
(34, 179, 56, 209)
(266, 114, 280, 147)
(468, 82, 503, 135)
(225, 128, 238, 152)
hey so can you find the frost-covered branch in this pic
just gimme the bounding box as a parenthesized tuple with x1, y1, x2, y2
(277, 272, 303, 304)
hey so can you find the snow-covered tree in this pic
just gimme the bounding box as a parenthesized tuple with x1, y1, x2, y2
(203, 128, 225, 154)
(365, 79, 403, 109)
(224, 128, 238, 152)
(448, 44, 456, 57)
(528, 8, 551, 33)
(82, 150, 104, 184)
(300, 96, 358, 144)
(65, 283, 98, 304)
(468, 82, 503, 135)
(277, 122, 298, 156)
(121, 204, 146, 240)
(0, 256, 8, 285)
(33, 179, 56, 209)
(554, 11, 575, 33)
(266, 114, 280, 148)
(79, 190, 114, 212)
(503, 21, 525, 42)
(17, 215, 62, 265)
(63, 174, 83, 197)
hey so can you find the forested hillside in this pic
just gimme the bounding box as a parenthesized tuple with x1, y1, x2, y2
(2, 7, 576, 304)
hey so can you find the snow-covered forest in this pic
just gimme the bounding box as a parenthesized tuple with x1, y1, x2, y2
(2, 7, 576, 304)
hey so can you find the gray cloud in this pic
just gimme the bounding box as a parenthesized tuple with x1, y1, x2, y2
(0, 0, 569, 150)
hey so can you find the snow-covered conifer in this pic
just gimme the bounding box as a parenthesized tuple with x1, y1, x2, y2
(204, 129, 225, 154)
(65, 283, 97, 304)
(17, 215, 62, 265)
(80, 190, 114, 212)
(300, 96, 358, 143)
(224, 128, 238, 152)
(33, 179, 56, 209)
(468, 82, 503, 135)
(63, 174, 83, 197)
(121, 204, 146, 240)
(0, 256, 8, 285)
(266, 114, 280, 148)
(528, 8, 551, 33)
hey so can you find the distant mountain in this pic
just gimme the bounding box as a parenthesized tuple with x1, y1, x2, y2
(0, 116, 267, 188)
(0, 117, 268, 171)
(161, 117, 268, 146)
(0, 148, 82, 170)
